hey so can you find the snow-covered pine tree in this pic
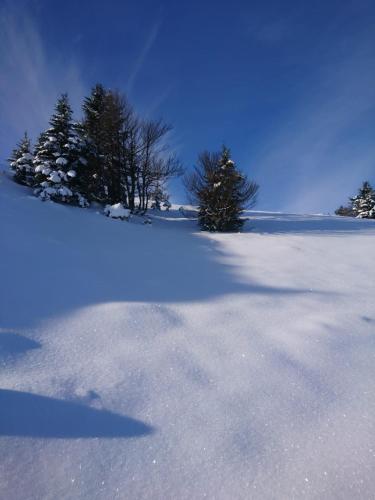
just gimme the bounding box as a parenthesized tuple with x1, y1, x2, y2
(33, 94, 89, 207)
(33, 131, 49, 186)
(8, 132, 35, 186)
(185, 146, 259, 232)
(350, 181, 375, 219)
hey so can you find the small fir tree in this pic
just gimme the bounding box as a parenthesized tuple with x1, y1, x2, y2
(8, 132, 35, 186)
(350, 181, 375, 219)
(33, 94, 89, 207)
(185, 146, 259, 232)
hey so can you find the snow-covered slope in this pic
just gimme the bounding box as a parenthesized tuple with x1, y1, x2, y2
(1, 173, 375, 500)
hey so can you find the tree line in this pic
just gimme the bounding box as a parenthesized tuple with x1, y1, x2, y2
(9, 85, 182, 212)
(8, 85, 375, 229)
(8, 84, 260, 231)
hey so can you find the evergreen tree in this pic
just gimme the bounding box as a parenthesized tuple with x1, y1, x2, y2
(350, 181, 375, 219)
(33, 94, 89, 207)
(8, 132, 35, 186)
(185, 146, 259, 232)
(100, 90, 130, 204)
(80, 85, 134, 205)
(80, 84, 108, 201)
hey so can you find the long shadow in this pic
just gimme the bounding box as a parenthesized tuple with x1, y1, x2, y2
(243, 212, 375, 235)
(0, 186, 333, 331)
(0, 389, 154, 438)
(0, 332, 41, 360)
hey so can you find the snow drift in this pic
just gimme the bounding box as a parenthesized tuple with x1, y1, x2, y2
(1, 173, 375, 499)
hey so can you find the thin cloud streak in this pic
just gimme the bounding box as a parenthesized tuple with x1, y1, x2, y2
(0, 3, 86, 165)
(127, 18, 161, 95)
(253, 39, 375, 213)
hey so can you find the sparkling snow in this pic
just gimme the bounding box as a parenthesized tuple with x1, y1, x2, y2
(0, 174, 374, 499)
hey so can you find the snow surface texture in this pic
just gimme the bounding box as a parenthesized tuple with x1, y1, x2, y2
(1, 173, 375, 499)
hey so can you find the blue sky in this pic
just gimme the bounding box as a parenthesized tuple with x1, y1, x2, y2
(1, 0, 374, 212)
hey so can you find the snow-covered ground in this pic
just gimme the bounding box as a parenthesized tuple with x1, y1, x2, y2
(1, 172, 375, 500)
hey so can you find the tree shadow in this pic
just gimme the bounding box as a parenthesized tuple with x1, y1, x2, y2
(243, 212, 375, 235)
(0, 185, 334, 331)
(0, 389, 154, 439)
(0, 332, 41, 360)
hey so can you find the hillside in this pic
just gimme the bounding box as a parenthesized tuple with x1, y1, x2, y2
(1, 173, 375, 499)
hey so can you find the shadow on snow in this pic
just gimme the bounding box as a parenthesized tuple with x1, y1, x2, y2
(0, 182, 341, 331)
(0, 183, 348, 332)
(0, 332, 41, 360)
(0, 389, 154, 439)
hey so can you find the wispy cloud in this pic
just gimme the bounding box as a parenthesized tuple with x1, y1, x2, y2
(126, 18, 161, 95)
(0, 2, 86, 165)
(253, 38, 375, 213)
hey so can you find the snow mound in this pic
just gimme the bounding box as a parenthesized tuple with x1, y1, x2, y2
(104, 202, 131, 220)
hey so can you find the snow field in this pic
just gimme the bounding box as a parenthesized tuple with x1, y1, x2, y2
(1, 174, 375, 499)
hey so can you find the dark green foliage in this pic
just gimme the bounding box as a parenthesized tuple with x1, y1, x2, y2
(78, 84, 107, 201)
(185, 146, 259, 232)
(80, 85, 128, 203)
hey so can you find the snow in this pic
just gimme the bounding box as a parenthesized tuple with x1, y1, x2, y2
(49, 171, 61, 183)
(58, 186, 73, 197)
(1, 173, 375, 499)
(56, 157, 68, 166)
(104, 203, 131, 220)
(20, 153, 33, 161)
